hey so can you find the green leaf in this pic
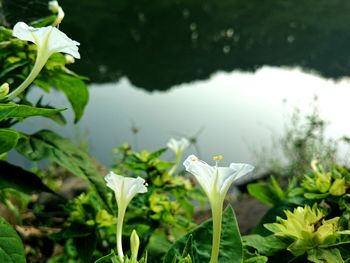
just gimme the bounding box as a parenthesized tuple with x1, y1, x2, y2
(0, 217, 26, 263)
(49, 72, 89, 123)
(0, 129, 20, 154)
(247, 177, 285, 206)
(251, 202, 296, 236)
(15, 130, 111, 211)
(304, 192, 329, 199)
(0, 160, 55, 194)
(0, 103, 65, 122)
(243, 234, 287, 256)
(163, 206, 243, 263)
(307, 248, 344, 263)
(244, 255, 268, 263)
(94, 250, 119, 263)
(0, 60, 28, 79)
(75, 231, 97, 263)
(247, 182, 276, 205)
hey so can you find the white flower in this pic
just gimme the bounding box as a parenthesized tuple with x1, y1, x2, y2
(4, 22, 80, 101)
(183, 154, 254, 263)
(167, 137, 190, 175)
(13, 22, 80, 59)
(48, 1, 65, 26)
(183, 154, 254, 203)
(105, 171, 147, 207)
(167, 137, 190, 156)
(104, 171, 147, 262)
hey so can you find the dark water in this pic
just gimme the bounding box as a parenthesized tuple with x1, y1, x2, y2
(3, 0, 350, 167)
(3, 0, 350, 91)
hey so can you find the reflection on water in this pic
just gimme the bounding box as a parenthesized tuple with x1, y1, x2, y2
(13, 66, 350, 167)
(3, 0, 350, 91)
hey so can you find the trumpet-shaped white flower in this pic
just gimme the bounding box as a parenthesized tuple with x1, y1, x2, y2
(105, 172, 147, 262)
(105, 171, 147, 206)
(183, 154, 254, 263)
(167, 137, 190, 156)
(13, 22, 80, 59)
(4, 22, 80, 101)
(183, 154, 254, 203)
(167, 137, 190, 175)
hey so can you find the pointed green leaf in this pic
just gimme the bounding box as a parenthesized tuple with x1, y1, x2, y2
(0, 160, 55, 194)
(0, 129, 20, 154)
(163, 206, 242, 263)
(0, 103, 65, 122)
(15, 130, 110, 211)
(94, 250, 119, 263)
(0, 217, 26, 263)
(49, 72, 88, 123)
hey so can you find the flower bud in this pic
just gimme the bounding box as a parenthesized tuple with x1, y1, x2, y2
(0, 83, 9, 98)
(48, 1, 60, 13)
(48, 1, 65, 25)
(65, 54, 75, 64)
(130, 229, 140, 261)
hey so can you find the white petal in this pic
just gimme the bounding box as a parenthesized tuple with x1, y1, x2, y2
(47, 27, 80, 58)
(183, 154, 214, 196)
(124, 176, 147, 203)
(167, 138, 178, 152)
(219, 163, 254, 195)
(13, 22, 41, 44)
(12, 22, 80, 59)
(105, 172, 147, 207)
(167, 137, 190, 154)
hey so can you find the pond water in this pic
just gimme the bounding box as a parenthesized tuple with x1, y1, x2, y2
(3, 0, 350, 168)
(12, 66, 350, 169)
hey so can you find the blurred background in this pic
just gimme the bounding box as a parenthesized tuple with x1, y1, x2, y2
(2, 0, 350, 169)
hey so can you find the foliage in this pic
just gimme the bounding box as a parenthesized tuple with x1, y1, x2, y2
(0, 216, 26, 263)
(246, 162, 350, 262)
(164, 206, 243, 263)
(2, 2, 350, 263)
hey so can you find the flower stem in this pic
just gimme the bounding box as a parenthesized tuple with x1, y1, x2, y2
(116, 205, 126, 262)
(209, 199, 223, 263)
(5, 52, 47, 101)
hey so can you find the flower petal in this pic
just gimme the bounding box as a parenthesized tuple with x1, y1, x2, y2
(183, 154, 214, 196)
(12, 22, 80, 59)
(124, 176, 147, 203)
(167, 137, 190, 154)
(105, 171, 147, 207)
(47, 27, 80, 58)
(219, 163, 254, 195)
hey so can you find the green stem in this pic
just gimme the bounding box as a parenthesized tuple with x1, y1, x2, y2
(4, 27, 53, 101)
(5, 52, 47, 101)
(209, 199, 223, 263)
(117, 204, 126, 263)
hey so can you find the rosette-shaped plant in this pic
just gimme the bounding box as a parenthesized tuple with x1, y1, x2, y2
(265, 205, 350, 262)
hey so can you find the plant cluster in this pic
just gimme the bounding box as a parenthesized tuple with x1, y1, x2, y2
(246, 162, 350, 262)
(1, 1, 350, 263)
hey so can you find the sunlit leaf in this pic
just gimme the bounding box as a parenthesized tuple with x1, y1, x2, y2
(0, 128, 20, 154)
(16, 129, 110, 211)
(0, 217, 26, 263)
(0, 103, 65, 122)
(163, 206, 243, 263)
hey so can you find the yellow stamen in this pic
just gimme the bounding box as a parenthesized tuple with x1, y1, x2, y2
(213, 155, 223, 161)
